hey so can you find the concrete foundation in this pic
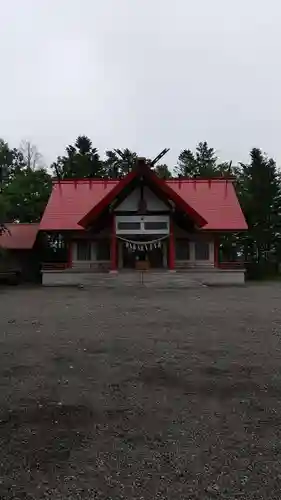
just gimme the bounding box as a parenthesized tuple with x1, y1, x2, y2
(42, 269, 245, 287)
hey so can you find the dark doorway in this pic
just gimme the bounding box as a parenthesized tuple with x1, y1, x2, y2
(122, 244, 164, 269)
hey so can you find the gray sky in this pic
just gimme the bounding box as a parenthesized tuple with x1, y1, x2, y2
(1, 0, 281, 168)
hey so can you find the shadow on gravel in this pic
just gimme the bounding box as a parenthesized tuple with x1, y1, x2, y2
(0, 403, 95, 472)
(139, 363, 281, 400)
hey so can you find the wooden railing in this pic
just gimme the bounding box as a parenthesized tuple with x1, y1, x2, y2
(218, 261, 245, 270)
(41, 262, 69, 271)
(41, 261, 246, 272)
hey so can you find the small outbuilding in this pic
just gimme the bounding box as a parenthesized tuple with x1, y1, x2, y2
(0, 224, 40, 283)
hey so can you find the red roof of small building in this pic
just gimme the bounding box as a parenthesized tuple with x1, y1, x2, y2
(0, 223, 39, 249)
(40, 178, 247, 232)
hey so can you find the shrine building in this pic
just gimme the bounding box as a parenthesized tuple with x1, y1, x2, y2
(39, 157, 248, 286)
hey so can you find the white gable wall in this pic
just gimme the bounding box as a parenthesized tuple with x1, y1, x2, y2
(115, 186, 169, 212)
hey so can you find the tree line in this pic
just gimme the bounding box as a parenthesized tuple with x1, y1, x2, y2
(1, 135, 281, 272)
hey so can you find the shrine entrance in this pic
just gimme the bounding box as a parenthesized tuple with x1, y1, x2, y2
(115, 215, 170, 271)
(121, 237, 167, 270)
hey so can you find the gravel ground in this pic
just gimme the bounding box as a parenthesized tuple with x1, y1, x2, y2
(0, 284, 281, 499)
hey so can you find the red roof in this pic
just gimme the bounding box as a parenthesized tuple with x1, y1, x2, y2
(40, 178, 247, 232)
(40, 180, 117, 231)
(0, 223, 39, 249)
(169, 179, 247, 230)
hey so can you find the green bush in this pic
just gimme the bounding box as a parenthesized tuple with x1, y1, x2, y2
(245, 261, 279, 280)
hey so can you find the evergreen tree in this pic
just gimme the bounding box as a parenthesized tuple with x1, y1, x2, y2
(195, 141, 218, 177)
(104, 149, 137, 178)
(239, 148, 281, 262)
(52, 135, 105, 179)
(175, 148, 197, 177)
(153, 163, 172, 179)
(176, 142, 219, 178)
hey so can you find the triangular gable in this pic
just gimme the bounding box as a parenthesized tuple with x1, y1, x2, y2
(78, 159, 207, 228)
(115, 186, 168, 212)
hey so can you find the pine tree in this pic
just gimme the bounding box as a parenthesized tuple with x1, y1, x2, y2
(52, 136, 105, 179)
(176, 142, 219, 178)
(104, 149, 137, 179)
(175, 149, 197, 177)
(153, 164, 172, 179)
(195, 141, 218, 177)
(239, 148, 281, 262)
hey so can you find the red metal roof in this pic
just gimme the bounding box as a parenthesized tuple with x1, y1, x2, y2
(169, 179, 248, 230)
(39, 178, 247, 231)
(0, 223, 39, 249)
(40, 180, 117, 231)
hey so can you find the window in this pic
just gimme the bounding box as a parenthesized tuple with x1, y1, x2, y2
(96, 240, 110, 261)
(118, 222, 141, 231)
(195, 241, 210, 260)
(77, 241, 91, 261)
(116, 216, 169, 234)
(176, 240, 190, 260)
(144, 221, 168, 231)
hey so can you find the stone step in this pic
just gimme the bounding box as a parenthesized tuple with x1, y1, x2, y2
(79, 272, 202, 288)
(42, 269, 245, 287)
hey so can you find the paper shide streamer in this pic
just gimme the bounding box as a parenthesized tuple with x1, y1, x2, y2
(117, 235, 167, 252)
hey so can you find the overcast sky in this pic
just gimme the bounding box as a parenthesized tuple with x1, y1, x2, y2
(1, 0, 281, 167)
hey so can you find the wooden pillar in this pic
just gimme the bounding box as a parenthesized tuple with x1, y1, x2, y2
(67, 241, 72, 269)
(163, 240, 168, 268)
(110, 215, 117, 272)
(169, 217, 175, 270)
(214, 234, 219, 268)
(118, 241, 123, 269)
